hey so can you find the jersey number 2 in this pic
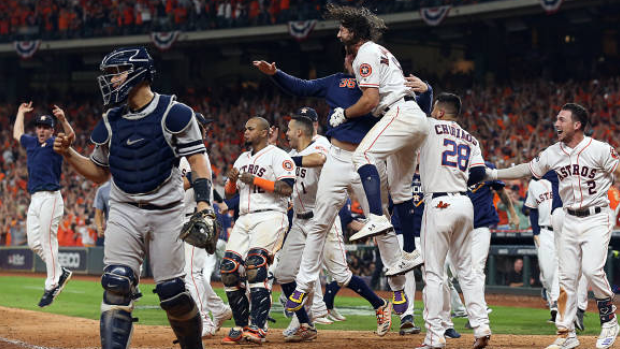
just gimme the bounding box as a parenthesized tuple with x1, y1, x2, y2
(441, 139, 471, 171)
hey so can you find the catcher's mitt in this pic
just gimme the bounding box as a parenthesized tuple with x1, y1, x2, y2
(180, 209, 220, 254)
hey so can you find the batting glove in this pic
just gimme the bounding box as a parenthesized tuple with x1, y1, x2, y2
(329, 107, 347, 127)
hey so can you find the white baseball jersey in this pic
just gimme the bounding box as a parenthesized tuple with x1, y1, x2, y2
(353, 41, 414, 117)
(529, 137, 619, 210)
(525, 179, 553, 227)
(289, 137, 330, 214)
(418, 118, 485, 193)
(179, 154, 214, 216)
(232, 145, 296, 215)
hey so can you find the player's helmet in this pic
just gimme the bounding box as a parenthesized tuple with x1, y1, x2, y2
(98, 46, 156, 105)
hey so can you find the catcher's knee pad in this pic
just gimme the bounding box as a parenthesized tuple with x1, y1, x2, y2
(100, 265, 136, 349)
(245, 248, 270, 285)
(220, 251, 244, 289)
(155, 278, 203, 349)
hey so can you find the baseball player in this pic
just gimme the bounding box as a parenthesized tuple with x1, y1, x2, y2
(13, 102, 73, 308)
(254, 53, 433, 321)
(180, 114, 232, 339)
(486, 103, 620, 349)
(525, 172, 561, 323)
(54, 46, 212, 349)
(326, 5, 428, 274)
(220, 116, 295, 344)
(276, 108, 395, 339)
(414, 92, 491, 349)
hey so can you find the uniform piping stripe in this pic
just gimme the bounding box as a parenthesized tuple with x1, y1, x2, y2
(363, 107, 399, 164)
(529, 161, 542, 179)
(48, 194, 58, 287)
(333, 221, 350, 275)
(189, 246, 205, 314)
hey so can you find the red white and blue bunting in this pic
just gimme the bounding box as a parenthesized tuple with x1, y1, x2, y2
(14, 40, 41, 59)
(288, 20, 317, 41)
(150, 31, 181, 51)
(539, 0, 563, 14)
(419, 6, 452, 26)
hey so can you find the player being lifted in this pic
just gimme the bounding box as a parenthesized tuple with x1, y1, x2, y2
(54, 46, 212, 349)
(221, 117, 295, 344)
(486, 103, 620, 349)
(326, 4, 428, 275)
(415, 93, 491, 349)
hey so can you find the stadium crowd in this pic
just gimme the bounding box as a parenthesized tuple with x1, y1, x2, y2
(0, 0, 501, 42)
(1, 74, 620, 281)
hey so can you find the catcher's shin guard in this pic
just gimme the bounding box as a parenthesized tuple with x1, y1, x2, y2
(100, 265, 137, 349)
(155, 278, 204, 349)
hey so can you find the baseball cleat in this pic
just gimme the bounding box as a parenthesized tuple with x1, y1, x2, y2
(327, 307, 347, 322)
(222, 327, 245, 345)
(574, 308, 585, 332)
(38, 267, 72, 308)
(243, 325, 267, 344)
(399, 314, 421, 335)
(284, 323, 318, 342)
(385, 249, 424, 276)
(444, 328, 461, 338)
(349, 214, 392, 241)
(202, 322, 216, 339)
(285, 290, 307, 312)
(282, 316, 300, 337)
(392, 290, 409, 315)
(214, 306, 233, 331)
(548, 309, 558, 324)
(545, 331, 579, 349)
(596, 318, 620, 349)
(313, 315, 333, 325)
(375, 300, 393, 336)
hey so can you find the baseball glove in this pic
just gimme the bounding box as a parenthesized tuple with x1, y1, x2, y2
(179, 209, 220, 254)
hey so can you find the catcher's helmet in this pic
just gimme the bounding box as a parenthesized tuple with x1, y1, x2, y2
(98, 46, 156, 105)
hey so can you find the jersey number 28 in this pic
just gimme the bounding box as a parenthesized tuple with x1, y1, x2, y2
(441, 139, 471, 171)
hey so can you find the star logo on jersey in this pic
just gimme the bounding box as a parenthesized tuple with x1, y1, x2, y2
(283, 160, 294, 171)
(359, 63, 372, 77)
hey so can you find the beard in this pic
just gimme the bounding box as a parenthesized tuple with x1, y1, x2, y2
(244, 141, 252, 148)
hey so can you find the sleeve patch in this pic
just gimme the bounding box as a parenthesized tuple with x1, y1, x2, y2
(611, 147, 619, 160)
(165, 102, 194, 134)
(282, 160, 294, 171)
(359, 63, 372, 77)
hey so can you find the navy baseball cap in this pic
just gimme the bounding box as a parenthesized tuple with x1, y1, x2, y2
(294, 107, 318, 122)
(34, 115, 55, 128)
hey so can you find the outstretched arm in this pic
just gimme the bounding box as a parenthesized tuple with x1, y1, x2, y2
(13, 101, 33, 143)
(253, 60, 330, 98)
(52, 105, 75, 141)
(239, 173, 293, 197)
(53, 133, 110, 184)
(486, 163, 532, 181)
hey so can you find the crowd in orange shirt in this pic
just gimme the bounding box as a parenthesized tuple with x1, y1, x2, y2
(1, 74, 620, 246)
(0, 0, 500, 43)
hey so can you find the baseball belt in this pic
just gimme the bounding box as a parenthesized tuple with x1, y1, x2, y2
(125, 200, 182, 210)
(541, 226, 553, 232)
(566, 206, 602, 218)
(432, 192, 467, 199)
(380, 95, 415, 117)
(296, 211, 314, 220)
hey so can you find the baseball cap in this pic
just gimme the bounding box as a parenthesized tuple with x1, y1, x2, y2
(294, 107, 318, 122)
(34, 115, 55, 128)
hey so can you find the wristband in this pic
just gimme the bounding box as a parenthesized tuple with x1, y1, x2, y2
(185, 171, 193, 185)
(253, 177, 275, 192)
(193, 177, 212, 205)
(225, 180, 237, 195)
(343, 109, 348, 119)
(292, 156, 303, 167)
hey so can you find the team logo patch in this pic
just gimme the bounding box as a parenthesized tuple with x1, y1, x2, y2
(283, 160, 294, 171)
(359, 63, 372, 77)
(612, 147, 619, 160)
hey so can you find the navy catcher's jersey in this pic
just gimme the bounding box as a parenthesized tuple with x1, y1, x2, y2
(20, 135, 62, 193)
(393, 173, 424, 237)
(271, 70, 433, 145)
(467, 161, 505, 229)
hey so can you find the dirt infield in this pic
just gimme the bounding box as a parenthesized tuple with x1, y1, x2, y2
(0, 306, 603, 349)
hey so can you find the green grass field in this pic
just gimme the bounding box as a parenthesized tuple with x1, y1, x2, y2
(0, 275, 601, 335)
